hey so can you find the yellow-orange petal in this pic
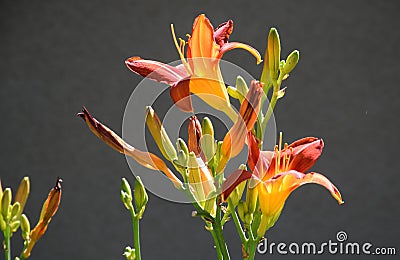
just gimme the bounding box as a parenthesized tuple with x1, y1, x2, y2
(258, 170, 343, 219)
(78, 107, 182, 188)
(188, 14, 219, 60)
(217, 42, 262, 64)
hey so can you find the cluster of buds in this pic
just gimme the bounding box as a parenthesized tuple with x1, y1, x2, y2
(0, 177, 30, 237)
(0, 177, 62, 259)
(120, 176, 148, 219)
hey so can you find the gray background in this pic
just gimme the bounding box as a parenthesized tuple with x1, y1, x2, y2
(1, 0, 399, 259)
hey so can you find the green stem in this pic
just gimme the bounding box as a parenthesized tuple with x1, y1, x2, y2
(228, 199, 247, 245)
(260, 92, 278, 140)
(4, 225, 11, 260)
(244, 239, 258, 260)
(208, 224, 223, 260)
(260, 75, 283, 141)
(129, 208, 141, 260)
(212, 197, 230, 259)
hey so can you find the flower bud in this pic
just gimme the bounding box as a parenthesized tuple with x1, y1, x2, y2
(121, 191, 132, 211)
(121, 178, 133, 200)
(11, 202, 21, 219)
(245, 180, 259, 214)
(145, 106, 177, 161)
(282, 50, 299, 76)
(188, 116, 202, 157)
(1, 188, 12, 221)
(237, 200, 247, 223)
(236, 76, 249, 103)
(227, 86, 241, 100)
(244, 212, 253, 225)
(267, 28, 281, 81)
(187, 152, 206, 205)
(123, 246, 136, 260)
(134, 176, 148, 219)
(10, 219, 20, 232)
(200, 117, 215, 162)
(174, 138, 189, 174)
(176, 138, 189, 157)
(20, 214, 31, 241)
(15, 176, 30, 215)
(121, 178, 133, 210)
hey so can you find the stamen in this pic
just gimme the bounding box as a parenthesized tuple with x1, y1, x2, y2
(274, 144, 279, 174)
(170, 24, 192, 75)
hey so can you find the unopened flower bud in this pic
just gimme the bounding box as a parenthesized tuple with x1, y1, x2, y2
(267, 28, 281, 81)
(10, 219, 20, 232)
(123, 246, 136, 260)
(282, 50, 299, 76)
(1, 188, 12, 221)
(236, 76, 249, 103)
(188, 116, 202, 156)
(176, 138, 189, 165)
(10, 202, 21, 219)
(177, 137, 188, 153)
(134, 176, 148, 219)
(15, 177, 30, 215)
(227, 86, 241, 100)
(244, 212, 253, 225)
(121, 178, 132, 200)
(237, 200, 247, 223)
(200, 117, 215, 162)
(20, 214, 30, 241)
(121, 178, 133, 210)
(145, 106, 177, 161)
(187, 152, 206, 205)
(245, 181, 259, 214)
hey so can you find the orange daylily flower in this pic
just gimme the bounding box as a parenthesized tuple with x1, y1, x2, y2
(125, 14, 261, 120)
(78, 107, 182, 188)
(223, 132, 343, 234)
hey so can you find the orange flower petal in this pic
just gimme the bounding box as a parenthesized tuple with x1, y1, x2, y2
(78, 107, 182, 188)
(187, 14, 219, 60)
(258, 170, 343, 219)
(170, 78, 193, 112)
(125, 56, 188, 85)
(217, 42, 262, 64)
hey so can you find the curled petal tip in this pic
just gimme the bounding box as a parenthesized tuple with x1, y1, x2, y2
(55, 177, 62, 191)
